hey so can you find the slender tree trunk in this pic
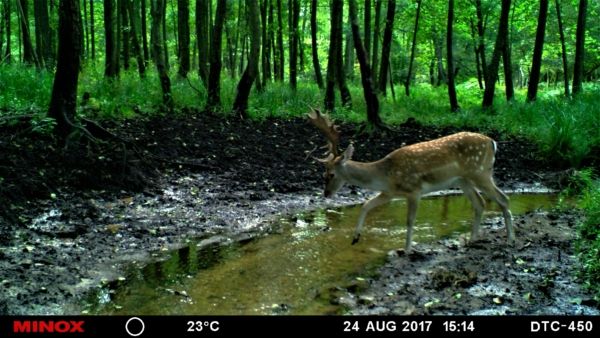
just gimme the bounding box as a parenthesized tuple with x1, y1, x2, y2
(234, 0, 260, 117)
(206, 0, 227, 111)
(127, 0, 146, 77)
(502, 20, 514, 101)
(404, 0, 421, 97)
(275, 0, 284, 81)
(309, 0, 323, 88)
(17, 0, 38, 67)
(115, 0, 122, 73)
(554, 0, 569, 97)
(526, 0, 549, 102)
(474, 0, 487, 80)
(141, 0, 149, 64)
(482, 0, 511, 108)
(121, 0, 130, 70)
(89, 0, 95, 60)
(161, 0, 168, 70)
(470, 19, 484, 89)
(289, 0, 299, 90)
(83, 0, 89, 59)
(364, 0, 371, 58)
(434, 29, 446, 86)
(378, 0, 395, 96)
(104, 0, 117, 77)
(335, 2, 352, 107)
(151, 0, 173, 110)
(349, 0, 381, 127)
(48, 0, 81, 141)
(260, 0, 271, 87)
(268, 0, 275, 80)
(344, 24, 354, 79)
(446, 0, 459, 112)
(371, 0, 381, 84)
(196, 0, 209, 86)
(3, 0, 10, 63)
(34, 0, 51, 67)
(572, 0, 587, 95)
(177, 0, 190, 77)
(324, 0, 342, 111)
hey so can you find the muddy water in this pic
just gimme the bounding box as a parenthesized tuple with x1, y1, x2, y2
(87, 193, 557, 315)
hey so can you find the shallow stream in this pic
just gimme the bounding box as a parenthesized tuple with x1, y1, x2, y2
(87, 193, 557, 315)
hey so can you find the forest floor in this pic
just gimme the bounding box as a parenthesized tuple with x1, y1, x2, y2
(0, 112, 598, 315)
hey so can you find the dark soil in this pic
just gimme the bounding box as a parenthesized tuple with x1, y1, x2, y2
(0, 112, 592, 315)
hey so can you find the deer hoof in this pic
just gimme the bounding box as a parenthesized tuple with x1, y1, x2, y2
(351, 235, 360, 245)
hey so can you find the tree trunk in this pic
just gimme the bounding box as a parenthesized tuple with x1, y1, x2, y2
(572, 0, 587, 95)
(482, 0, 510, 108)
(349, 0, 381, 127)
(364, 0, 371, 57)
(151, 0, 173, 110)
(234, 0, 260, 117)
(371, 0, 381, 84)
(177, 0, 190, 77)
(275, 0, 284, 81)
(34, 0, 51, 68)
(324, 0, 342, 111)
(206, 0, 226, 110)
(260, 0, 271, 87)
(196, 0, 209, 86)
(289, 0, 299, 90)
(17, 0, 38, 67)
(309, 0, 323, 88)
(161, 1, 168, 70)
(335, 1, 352, 107)
(446, 0, 459, 112)
(404, 0, 421, 97)
(90, 0, 95, 60)
(141, 0, 149, 64)
(502, 20, 514, 102)
(526, 0, 548, 102)
(474, 0, 487, 80)
(3, 0, 10, 63)
(470, 19, 484, 89)
(127, 0, 146, 77)
(434, 29, 446, 86)
(121, 0, 130, 70)
(104, 0, 117, 77)
(48, 0, 81, 140)
(554, 0, 569, 97)
(378, 0, 395, 96)
(344, 24, 354, 79)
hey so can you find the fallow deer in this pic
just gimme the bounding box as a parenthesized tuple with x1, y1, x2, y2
(308, 108, 514, 253)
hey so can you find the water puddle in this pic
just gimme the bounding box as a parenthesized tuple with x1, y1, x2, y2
(85, 193, 557, 315)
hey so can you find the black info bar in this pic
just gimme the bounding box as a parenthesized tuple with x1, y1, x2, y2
(1, 315, 598, 337)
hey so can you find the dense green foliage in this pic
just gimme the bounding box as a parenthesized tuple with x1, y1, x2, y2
(568, 170, 600, 302)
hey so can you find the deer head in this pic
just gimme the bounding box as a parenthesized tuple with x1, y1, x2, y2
(308, 108, 354, 197)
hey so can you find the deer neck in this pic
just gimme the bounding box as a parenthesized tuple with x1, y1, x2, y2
(340, 160, 388, 192)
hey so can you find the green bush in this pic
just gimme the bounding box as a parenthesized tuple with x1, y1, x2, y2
(574, 170, 600, 302)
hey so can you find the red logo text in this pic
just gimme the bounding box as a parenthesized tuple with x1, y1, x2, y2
(13, 320, 85, 333)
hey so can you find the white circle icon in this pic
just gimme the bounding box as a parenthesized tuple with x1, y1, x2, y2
(125, 317, 145, 337)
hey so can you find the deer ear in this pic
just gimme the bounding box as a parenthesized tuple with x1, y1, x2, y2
(341, 144, 354, 163)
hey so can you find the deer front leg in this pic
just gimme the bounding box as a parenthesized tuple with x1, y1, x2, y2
(405, 195, 420, 253)
(351, 193, 391, 245)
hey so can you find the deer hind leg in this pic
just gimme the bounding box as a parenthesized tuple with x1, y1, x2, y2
(352, 193, 391, 245)
(475, 177, 515, 244)
(405, 195, 420, 253)
(458, 179, 485, 242)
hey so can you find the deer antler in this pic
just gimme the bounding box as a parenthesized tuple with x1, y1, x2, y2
(307, 107, 340, 157)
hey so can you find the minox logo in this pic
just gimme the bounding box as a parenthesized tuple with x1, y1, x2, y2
(13, 320, 85, 333)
